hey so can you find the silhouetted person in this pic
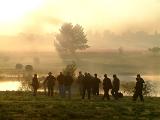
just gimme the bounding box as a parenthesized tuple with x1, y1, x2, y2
(57, 72, 65, 98)
(102, 74, 112, 100)
(111, 74, 120, 100)
(32, 74, 39, 96)
(133, 74, 145, 102)
(77, 71, 84, 96)
(82, 72, 91, 99)
(41, 76, 47, 95)
(64, 72, 73, 99)
(93, 74, 101, 95)
(44, 72, 56, 96)
(87, 73, 94, 95)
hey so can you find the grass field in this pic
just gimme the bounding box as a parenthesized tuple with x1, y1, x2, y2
(0, 91, 160, 120)
(0, 51, 159, 120)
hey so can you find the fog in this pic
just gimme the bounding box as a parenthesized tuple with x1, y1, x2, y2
(0, 0, 160, 51)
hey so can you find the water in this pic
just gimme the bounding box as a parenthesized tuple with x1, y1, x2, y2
(0, 75, 160, 96)
(0, 80, 21, 91)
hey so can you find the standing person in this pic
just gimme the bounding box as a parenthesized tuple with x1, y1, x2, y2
(44, 72, 56, 96)
(87, 73, 94, 95)
(32, 74, 39, 96)
(64, 72, 73, 99)
(57, 72, 65, 98)
(102, 74, 112, 100)
(41, 76, 47, 95)
(82, 72, 91, 100)
(133, 74, 145, 102)
(77, 71, 84, 96)
(93, 74, 101, 95)
(111, 74, 120, 100)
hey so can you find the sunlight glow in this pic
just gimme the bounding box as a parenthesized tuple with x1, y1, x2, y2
(0, 0, 43, 23)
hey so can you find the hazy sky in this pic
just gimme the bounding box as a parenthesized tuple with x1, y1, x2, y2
(0, 0, 160, 51)
(0, 0, 159, 35)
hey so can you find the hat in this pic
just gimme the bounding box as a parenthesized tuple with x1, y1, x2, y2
(48, 72, 52, 75)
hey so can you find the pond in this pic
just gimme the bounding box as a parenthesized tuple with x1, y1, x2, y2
(0, 74, 160, 96)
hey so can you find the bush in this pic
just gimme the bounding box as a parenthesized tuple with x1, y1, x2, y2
(63, 61, 77, 78)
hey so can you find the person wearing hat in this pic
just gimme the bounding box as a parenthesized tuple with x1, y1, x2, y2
(102, 74, 112, 100)
(133, 74, 145, 102)
(44, 72, 56, 96)
(111, 74, 120, 100)
(32, 74, 39, 96)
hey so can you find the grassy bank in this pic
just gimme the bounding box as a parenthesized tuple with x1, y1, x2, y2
(0, 91, 159, 120)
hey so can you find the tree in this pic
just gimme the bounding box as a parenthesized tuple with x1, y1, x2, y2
(148, 47, 160, 54)
(15, 64, 23, 70)
(118, 47, 124, 55)
(63, 61, 77, 77)
(20, 65, 34, 91)
(54, 23, 89, 54)
(25, 65, 33, 72)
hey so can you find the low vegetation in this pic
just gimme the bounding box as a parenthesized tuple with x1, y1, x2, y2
(0, 91, 159, 120)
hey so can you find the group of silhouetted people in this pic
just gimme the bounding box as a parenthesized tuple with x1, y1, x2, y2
(32, 72, 73, 99)
(32, 72, 145, 102)
(77, 72, 121, 100)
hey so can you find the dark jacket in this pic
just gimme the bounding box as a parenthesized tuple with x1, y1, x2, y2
(103, 77, 112, 89)
(82, 75, 92, 88)
(77, 74, 84, 85)
(112, 77, 120, 91)
(57, 74, 65, 85)
(45, 75, 56, 86)
(93, 77, 101, 88)
(135, 78, 145, 91)
(32, 77, 39, 89)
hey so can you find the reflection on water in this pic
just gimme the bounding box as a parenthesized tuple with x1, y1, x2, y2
(0, 75, 160, 95)
(0, 81, 21, 91)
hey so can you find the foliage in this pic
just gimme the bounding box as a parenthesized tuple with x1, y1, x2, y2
(148, 47, 160, 54)
(121, 81, 155, 96)
(143, 81, 155, 96)
(25, 65, 33, 71)
(15, 63, 23, 70)
(55, 23, 89, 54)
(19, 65, 34, 91)
(121, 81, 135, 96)
(18, 77, 32, 91)
(63, 61, 77, 78)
